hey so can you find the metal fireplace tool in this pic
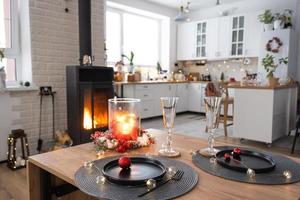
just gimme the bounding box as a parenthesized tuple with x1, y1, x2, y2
(37, 86, 56, 153)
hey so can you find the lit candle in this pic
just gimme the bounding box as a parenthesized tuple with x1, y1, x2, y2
(111, 111, 138, 141)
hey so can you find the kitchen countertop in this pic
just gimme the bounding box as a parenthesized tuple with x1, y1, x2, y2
(227, 82, 299, 90)
(114, 80, 211, 85)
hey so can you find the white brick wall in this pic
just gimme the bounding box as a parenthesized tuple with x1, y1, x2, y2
(6, 0, 105, 155)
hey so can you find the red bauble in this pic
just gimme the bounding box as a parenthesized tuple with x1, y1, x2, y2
(224, 153, 231, 162)
(118, 156, 131, 169)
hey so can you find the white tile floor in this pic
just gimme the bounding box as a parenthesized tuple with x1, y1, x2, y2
(142, 112, 233, 140)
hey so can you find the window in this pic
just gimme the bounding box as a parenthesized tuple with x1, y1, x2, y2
(0, 0, 19, 85)
(106, 5, 168, 68)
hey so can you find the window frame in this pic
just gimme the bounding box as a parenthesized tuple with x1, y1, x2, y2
(2, 0, 20, 86)
(106, 6, 162, 68)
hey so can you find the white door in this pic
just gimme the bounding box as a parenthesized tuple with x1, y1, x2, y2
(177, 22, 196, 60)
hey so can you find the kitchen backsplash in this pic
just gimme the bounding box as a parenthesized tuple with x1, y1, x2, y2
(178, 58, 258, 81)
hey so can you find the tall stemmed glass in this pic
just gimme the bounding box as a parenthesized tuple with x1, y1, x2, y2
(200, 96, 222, 157)
(159, 97, 180, 157)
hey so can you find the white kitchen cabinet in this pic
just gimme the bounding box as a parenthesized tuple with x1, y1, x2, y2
(177, 22, 196, 60)
(177, 11, 263, 60)
(244, 11, 262, 57)
(206, 18, 219, 59)
(188, 83, 202, 112)
(195, 21, 207, 58)
(229, 15, 245, 57)
(216, 16, 231, 59)
(174, 83, 189, 112)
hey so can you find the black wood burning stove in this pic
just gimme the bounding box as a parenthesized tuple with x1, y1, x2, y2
(66, 66, 114, 145)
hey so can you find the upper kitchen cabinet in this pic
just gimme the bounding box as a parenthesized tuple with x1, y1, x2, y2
(244, 11, 263, 57)
(177, 12, 262, 61)
(177, 22, 196, 60)
(215, 16, 231, 59)
(195, 21, 207, 58)
(229, 12, 262, 58)
(229, 15, 245, 57)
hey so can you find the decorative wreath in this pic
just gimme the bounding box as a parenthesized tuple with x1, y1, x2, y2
(266, 37, 283, 53)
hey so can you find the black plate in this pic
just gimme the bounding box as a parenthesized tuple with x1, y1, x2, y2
(102, 157, 166, 186)
(216, 149, 276, 173)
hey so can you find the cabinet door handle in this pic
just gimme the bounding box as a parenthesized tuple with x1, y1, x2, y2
(143, 94, 148, 97)
(143, 86, 148, 89)
(144, 108, 148, 111)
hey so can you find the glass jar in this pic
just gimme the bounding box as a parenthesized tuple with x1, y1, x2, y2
(108, 98, 141, 141)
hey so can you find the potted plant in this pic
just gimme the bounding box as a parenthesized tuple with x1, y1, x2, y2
(282, 9, 293, 29)
(273, 13, 284, 30)
(0, 48, 6, 90)
(258, 10, 274, 31)
(122, 51, 135, 74)
(156, 62, 162, 74)
(262, 54, 278, 86)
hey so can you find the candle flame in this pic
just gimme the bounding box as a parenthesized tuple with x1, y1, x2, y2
(83, 108, 93, 130)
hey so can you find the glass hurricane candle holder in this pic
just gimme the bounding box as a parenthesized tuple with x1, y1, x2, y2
(200, 96, 222, 157)
(108, 98, 141, 141)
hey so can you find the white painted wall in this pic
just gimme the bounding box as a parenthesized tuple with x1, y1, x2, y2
(107, 0, 178, 70)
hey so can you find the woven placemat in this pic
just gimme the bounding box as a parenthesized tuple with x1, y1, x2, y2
(192, 146, 300, 185)
(75, 155, 198, 200)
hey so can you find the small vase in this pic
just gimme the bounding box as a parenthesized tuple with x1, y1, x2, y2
(264, 23, 273, 31)
(274, 20, 283, 30)
(268, 76, 279, 87)
(128, 64, 135, 74)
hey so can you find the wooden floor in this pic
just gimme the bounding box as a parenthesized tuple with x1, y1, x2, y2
(0, 136, 299, 200)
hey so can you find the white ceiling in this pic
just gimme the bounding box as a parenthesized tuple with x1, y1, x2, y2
(144, 0, 246, 11)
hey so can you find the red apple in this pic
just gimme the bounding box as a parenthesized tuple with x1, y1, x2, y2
(118, 156, 131, 169)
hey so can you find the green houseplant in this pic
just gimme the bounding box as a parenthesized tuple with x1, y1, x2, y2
(282, 9, 293, 29)
(262, 54, 279, 86)
(122, 51, 135, 73)
(258, 10, 274, 31)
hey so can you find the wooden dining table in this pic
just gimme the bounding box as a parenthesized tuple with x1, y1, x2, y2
(27, 129, 300, 200)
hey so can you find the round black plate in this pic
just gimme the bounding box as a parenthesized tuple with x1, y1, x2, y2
(102, 157, 166, 186)
(216, 149, 276, 173)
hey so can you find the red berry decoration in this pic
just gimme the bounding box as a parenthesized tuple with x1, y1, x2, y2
(232, 147, 241, 160)
(118, 156, 131, 169)
(116, 146, 126, 153)
(233, 147, 241, 154)
(224, 153, 231, 162)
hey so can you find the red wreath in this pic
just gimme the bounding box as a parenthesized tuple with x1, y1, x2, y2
(266, 37, 283, 53)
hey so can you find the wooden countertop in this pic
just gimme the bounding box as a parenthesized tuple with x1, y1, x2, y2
(28, 129, 300, 200)
(114, 80, 210, 85)
(227, 82, 299, 90)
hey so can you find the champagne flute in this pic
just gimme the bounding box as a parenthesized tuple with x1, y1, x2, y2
(200, 96, 222, 157)
(159, 97, 180, 157)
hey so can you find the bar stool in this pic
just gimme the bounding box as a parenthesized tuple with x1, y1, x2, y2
(218, 82, 234, 136)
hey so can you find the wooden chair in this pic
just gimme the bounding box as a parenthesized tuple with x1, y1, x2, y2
(291, 116, 300, 154)
(218, 82, 234, 136)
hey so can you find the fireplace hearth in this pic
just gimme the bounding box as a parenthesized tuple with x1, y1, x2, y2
(66, 66, 114, 145)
